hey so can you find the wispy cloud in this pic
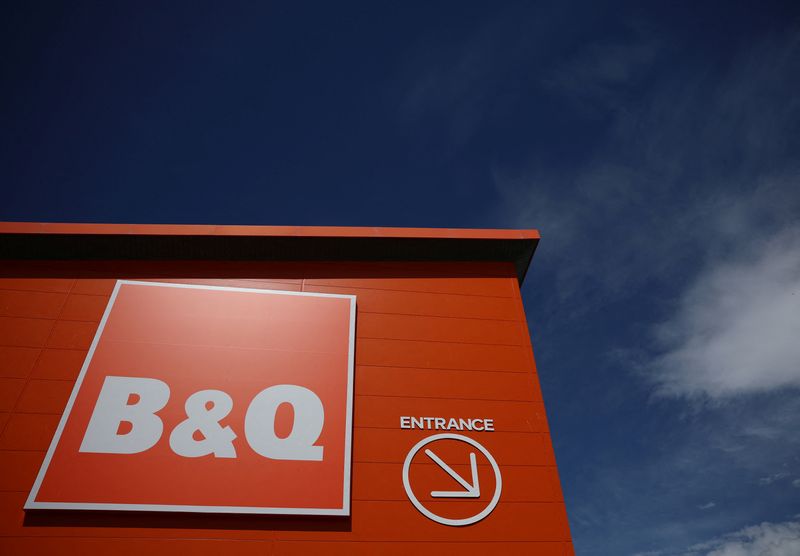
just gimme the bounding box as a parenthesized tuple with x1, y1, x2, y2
(562, 390, 800, 554)
(493, 34, 800, 312)
(649, 226, 800, 399)
(489, 19, 800, 555)
(543, 37, 659, 115)
(757, 473, 790, 486)
(681, 520, 800, 556)
(397, 4, 556, 148)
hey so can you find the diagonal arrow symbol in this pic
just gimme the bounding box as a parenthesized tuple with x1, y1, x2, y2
(425, 449, 480, 498)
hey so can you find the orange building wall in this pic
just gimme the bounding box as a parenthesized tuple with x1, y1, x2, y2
(0, 260, 574, 555)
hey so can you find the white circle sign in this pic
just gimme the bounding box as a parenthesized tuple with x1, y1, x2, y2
(402, 433, 502, 527)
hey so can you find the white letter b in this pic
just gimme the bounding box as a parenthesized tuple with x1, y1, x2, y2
(79, 376, 170, 454)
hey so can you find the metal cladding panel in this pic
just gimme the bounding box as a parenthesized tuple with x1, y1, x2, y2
(0, 226, 573, 556)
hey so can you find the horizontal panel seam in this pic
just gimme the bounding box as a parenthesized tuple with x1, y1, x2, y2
(357, 336, 523, 347)
(0, 310, 523, 324)
(2, 326, 528, 343)
(305, 284, 514, 299)
(0, 536, 570, 543)
(354, 425, 544, 433)
(0, 284, 515, 300)
(355, 393, 541, 402)
(354, 363, 530, 374)
(0, 489, 562, 503)
(359, 311, 519, 323)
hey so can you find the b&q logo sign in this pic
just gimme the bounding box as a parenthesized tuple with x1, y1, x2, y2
(25, 281, 356, 515)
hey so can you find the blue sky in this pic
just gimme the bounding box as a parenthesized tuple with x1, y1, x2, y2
(2, 2, 799, 554)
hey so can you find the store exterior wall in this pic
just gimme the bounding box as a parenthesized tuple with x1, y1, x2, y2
(0, 226, 574, 555)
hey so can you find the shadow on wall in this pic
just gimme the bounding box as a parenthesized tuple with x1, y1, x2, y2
(23, 510, 353, 532)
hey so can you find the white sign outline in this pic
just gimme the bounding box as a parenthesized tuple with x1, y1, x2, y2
(402, 433, 502, 527)
(24, 280, 357, 516)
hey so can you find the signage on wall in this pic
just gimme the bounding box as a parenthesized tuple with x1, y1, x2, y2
(25, 281, 356, 515)
(401, 419, 502, 526)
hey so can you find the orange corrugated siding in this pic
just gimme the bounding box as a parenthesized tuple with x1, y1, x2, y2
(0, 229, 572, 555)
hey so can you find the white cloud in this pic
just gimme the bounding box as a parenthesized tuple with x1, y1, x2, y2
(543, 39, 659, 116)
(758, 473, 789, 486)
(486, 20, 800, 553)
(699, 502, 716, 510)
(650, 228, 800, 399)
(683, 520, 800, 556)
(492, 33, 800, 321)
(792, 479, 800, 488)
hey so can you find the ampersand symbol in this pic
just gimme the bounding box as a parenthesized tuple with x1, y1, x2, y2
(169, 390, 237, 458)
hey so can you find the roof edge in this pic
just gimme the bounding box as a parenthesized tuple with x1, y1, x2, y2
(0, 221, 539, 241)
(0, 223, 539, 284)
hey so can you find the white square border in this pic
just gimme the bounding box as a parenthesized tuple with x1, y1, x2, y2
(24, 279, 357, 516)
